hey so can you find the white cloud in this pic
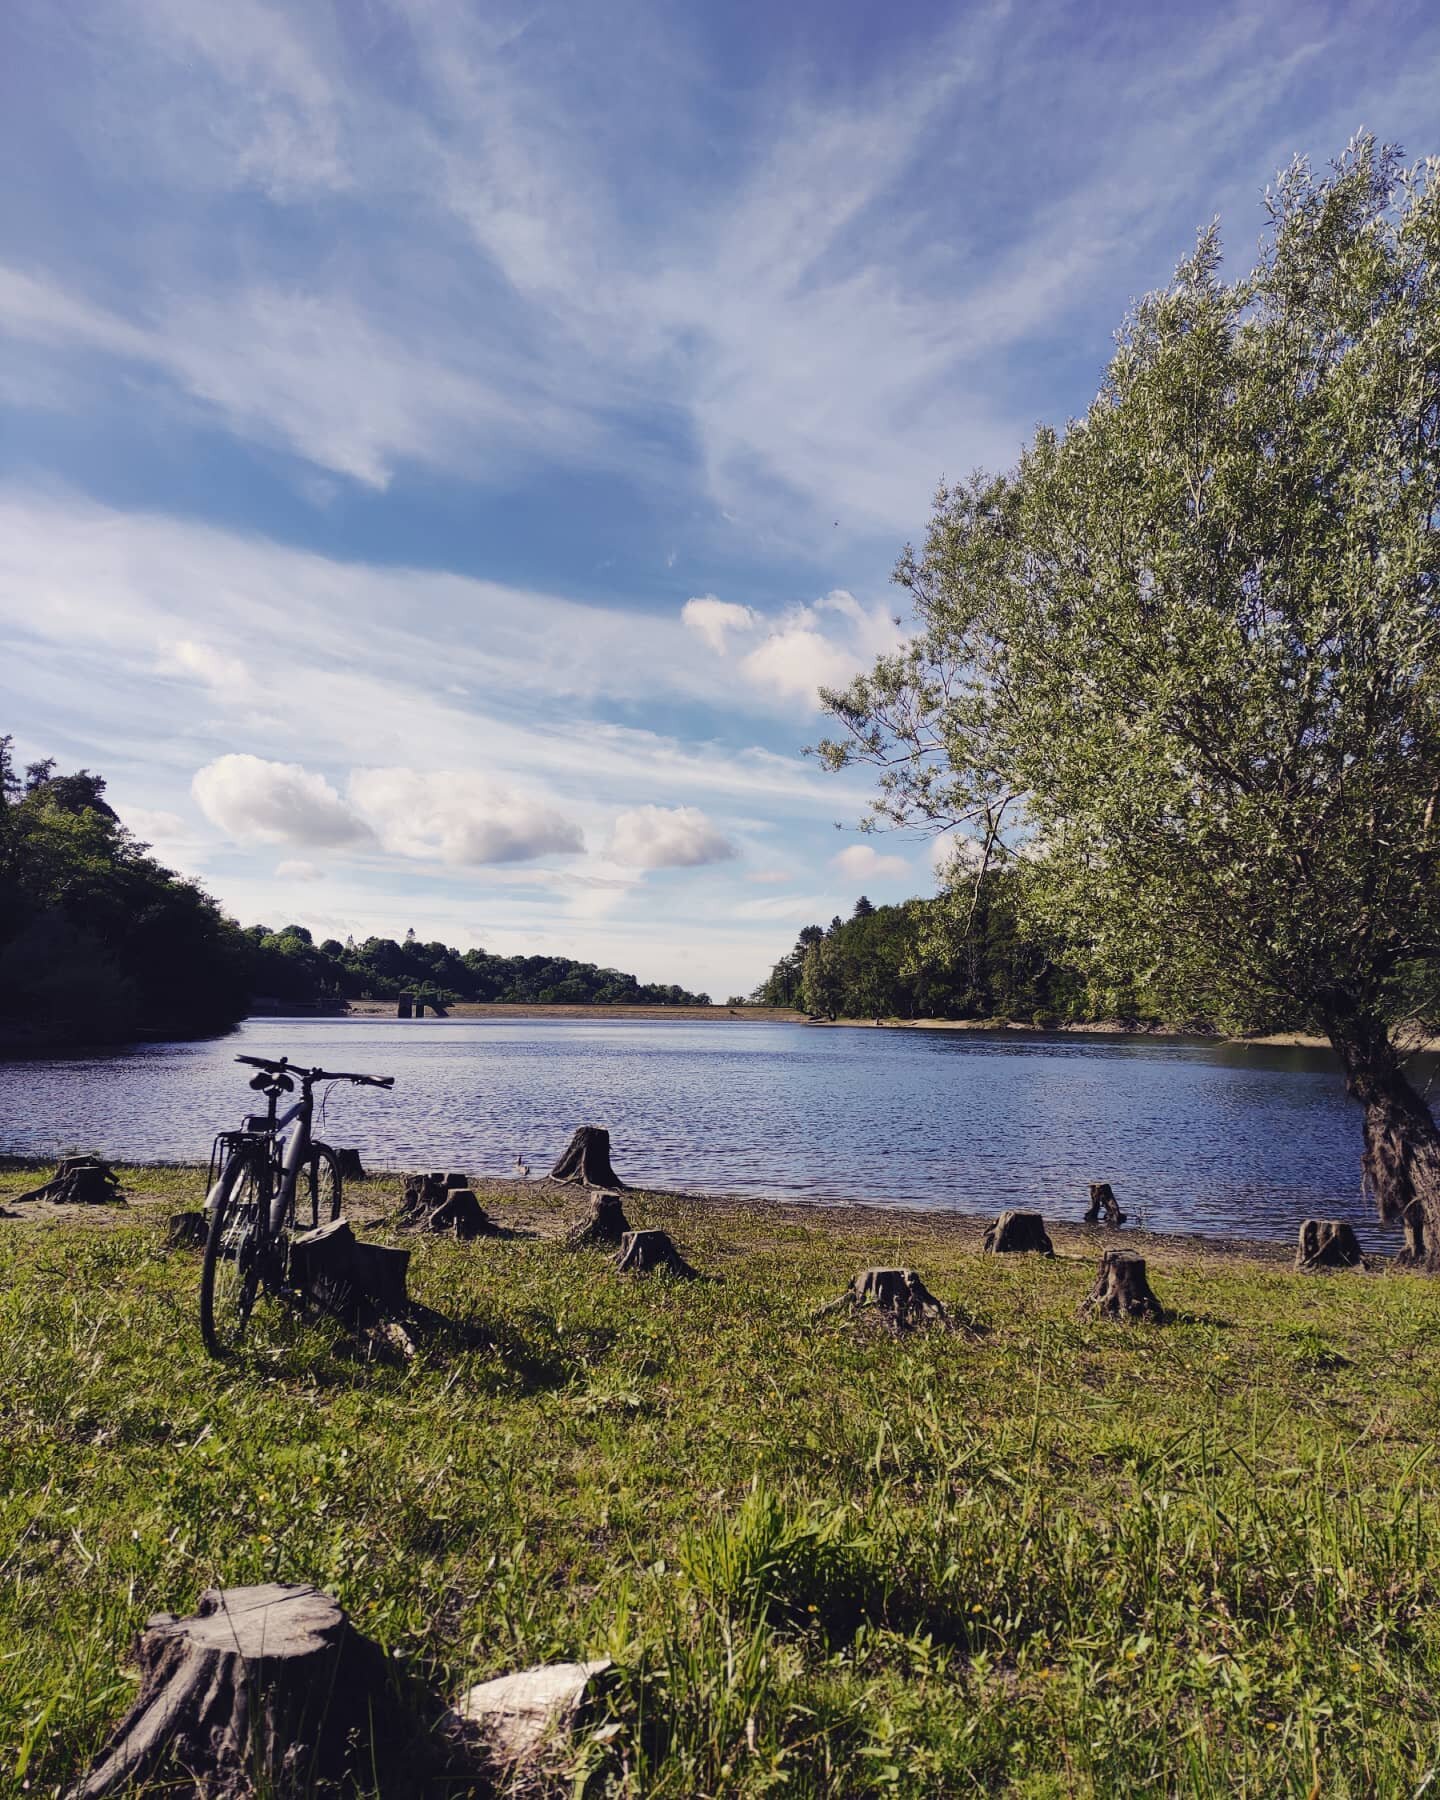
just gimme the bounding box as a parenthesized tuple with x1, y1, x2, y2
(275, 859, 326, 882)
(158, 638, 252, 692)
(192, 753, 369, 848)
(747, 866, 794, 884)
(123, 806, 194, 846)
(348, 767, 584, 865)
(681, 595, 758, 654)
(607, 805, 739, 869)
(932, 832, 987, 880)
(832, 843, 910, 881)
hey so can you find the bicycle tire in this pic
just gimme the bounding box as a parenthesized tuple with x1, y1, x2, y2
(311, 1141, 343, 1224)
(201, 1146, 266, 1358)
(288, 1143, 343, 1231)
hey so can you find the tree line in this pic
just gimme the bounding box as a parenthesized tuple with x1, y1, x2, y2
(750, 877, 1194, 1025)
(0, 738, 708, 1046)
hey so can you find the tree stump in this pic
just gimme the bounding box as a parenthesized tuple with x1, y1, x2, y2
(550, 1126, 628, 1190)
(165, 1210, 208, 1249)
(335, 1148, 365, 1180)
(566, 1190, 632, 1248)
(1078, 1250, 1166, 1322)
(614, 1229, 697, 1278)
(13, 1157, 124, 1206)
(290, 1219, 411, 1317)
(404, 1172, 446, 1215)
(418, 1189, 499, 1240)
(67, 1583, 394, 1799)
(817, 1267, 947, 1323)
(1296, 1218, 1365, 1272)
(982, 1210, 1054, 1256)
(1084, 1182, 1127, 1225)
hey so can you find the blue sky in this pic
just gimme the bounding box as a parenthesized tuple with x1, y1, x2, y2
(3, 0, 1438, 999)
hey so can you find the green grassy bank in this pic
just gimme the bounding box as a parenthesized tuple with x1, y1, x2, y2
(4, 1170, 1440, 1795)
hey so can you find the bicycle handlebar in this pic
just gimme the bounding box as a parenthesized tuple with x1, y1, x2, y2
(234, 1055, 394, 1089)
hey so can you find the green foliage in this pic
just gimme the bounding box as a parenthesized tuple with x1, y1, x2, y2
(818, 138, 1440, 1041)
(0, 736, 250, 1043)
(754, 874, 1157, 1022)
(8, 1173, 1440, 1794)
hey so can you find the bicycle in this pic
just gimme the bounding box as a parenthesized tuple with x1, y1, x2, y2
(200, 1054, 394, 1357)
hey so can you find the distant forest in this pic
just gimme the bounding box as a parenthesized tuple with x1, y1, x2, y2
(751, 877, 1210, 1027)
(0, 741, 708, 1045)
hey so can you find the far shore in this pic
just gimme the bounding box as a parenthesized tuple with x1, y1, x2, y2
(283, 999, 1440, 1053)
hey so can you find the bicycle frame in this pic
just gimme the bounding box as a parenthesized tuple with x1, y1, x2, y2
(206, 1079, 315, 1240)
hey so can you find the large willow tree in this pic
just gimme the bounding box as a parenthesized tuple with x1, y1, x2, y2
(819, 138, 1440, 1261)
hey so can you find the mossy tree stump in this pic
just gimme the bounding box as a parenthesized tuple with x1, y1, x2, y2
(614, 1229, 697, 1278)
(983, 1210, 1054, 1256)
(68, 1584, 395, 1799)
(567, 1190, 631, 1248)
(1078, 1249, 1166, 1322)
(817, 1267, 947, 1323)
(1084, 1182, 1127, 1225)
(551, 1126, 628, 1190)
(1296, 1218, 1365, 1271)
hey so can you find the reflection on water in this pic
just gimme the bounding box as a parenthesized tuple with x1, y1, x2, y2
(0, 1017, 1408, 1249)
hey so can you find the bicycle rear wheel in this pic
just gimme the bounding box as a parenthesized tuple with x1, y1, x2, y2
(290, 1143, 343, 1230)
(201, 1147, 267, 1358)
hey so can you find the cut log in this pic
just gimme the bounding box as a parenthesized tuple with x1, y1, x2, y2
(1296, 1218, 1365, 1272)
(450, 1658, 613, 1768)
(982, 1209, 1054, 1256)
(335, 1148, 365, 1180)
(614, 1229, 697, 1278)
(13, 1157, 124, 1206)
(817, 1267, 947, 1322)
(566, 1189, 632, 1248)
(550, 1125, 628, 1190)
(1084, 1182, 1127, 1225)
(1078, 1249, 1166, 1323)
(165, 1210, 208, 1249)
(67, 1583, 394, 1799)
(290, 1218, 411, 1316)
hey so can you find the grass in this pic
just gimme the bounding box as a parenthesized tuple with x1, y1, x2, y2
(5, 1168, 1440, 1795)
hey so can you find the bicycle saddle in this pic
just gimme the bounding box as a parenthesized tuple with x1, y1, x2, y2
(248, 1070, 294, 1093)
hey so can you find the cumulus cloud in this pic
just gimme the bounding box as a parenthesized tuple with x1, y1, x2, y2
(683, 588, 902, 709)
(192, 753, 369, 847)
(275, 859, 325, 881)
(607, 804, 739, 869)
(159, 638, 252, 691)
(124, 807, 195, 846)
(348, 767, 583, 865)
(681, 595, 758, 654)
(832, 843, 910, 881)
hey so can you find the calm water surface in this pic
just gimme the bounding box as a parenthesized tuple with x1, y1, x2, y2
(0, 1017, 1410, 1249)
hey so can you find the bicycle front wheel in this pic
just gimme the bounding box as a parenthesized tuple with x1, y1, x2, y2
(201, 1148, 267, 1358)
(290, 1143, 343, 1231)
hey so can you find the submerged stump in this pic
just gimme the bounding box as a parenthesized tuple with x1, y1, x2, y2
(1296, 1218, 1365, 1272)
(1078, 1249, 1166, 1323)
(67, 1584, 394, 1799)
(817, 1267, 948, 1324)
(1084, 1182, 1127, 1226)
(567, 1189, 632, 1248)
(983, 1209, 1054, 1256)
(550, 1126, 628, 1190)
(614, 1229, 697, 1278)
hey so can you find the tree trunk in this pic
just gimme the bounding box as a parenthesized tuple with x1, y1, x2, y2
(614, 1229, 697, 1278)
(1078, 1250, 1166, 1322)
(982, 1210, 1054, 1256)
(566, 1190, 631, 1248)
(1084, 1182, 1126, 1225)
(550, 1126, 628, 1190)
(68, 1584, 395, 1798)
(1321, 1004, 1440, 1268)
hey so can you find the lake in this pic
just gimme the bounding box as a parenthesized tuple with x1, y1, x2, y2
(0, 1016, 1408, 1247)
